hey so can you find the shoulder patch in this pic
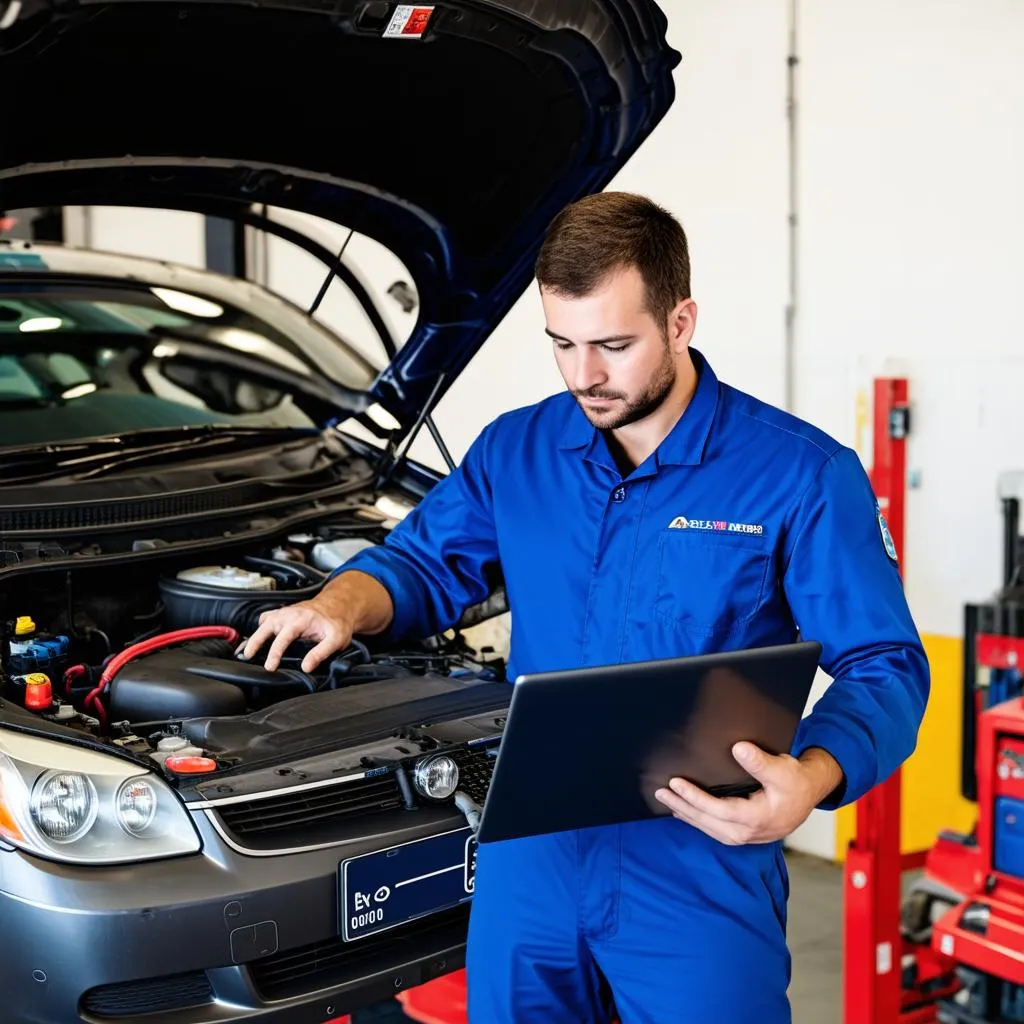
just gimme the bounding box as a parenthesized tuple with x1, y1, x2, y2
(877, 510, 898, 562)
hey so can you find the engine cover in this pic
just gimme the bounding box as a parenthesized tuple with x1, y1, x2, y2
(108, 647, 315, 722)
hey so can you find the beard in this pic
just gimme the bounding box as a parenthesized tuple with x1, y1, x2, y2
(573, 347, 677, 430)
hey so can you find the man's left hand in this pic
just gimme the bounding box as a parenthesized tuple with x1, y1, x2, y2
(653, 744, 844, 846)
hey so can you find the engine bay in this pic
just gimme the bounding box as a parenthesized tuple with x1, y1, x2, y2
(0, 504, 509, 781)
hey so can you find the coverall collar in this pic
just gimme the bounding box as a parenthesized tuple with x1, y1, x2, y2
(558, 347, 720, 473)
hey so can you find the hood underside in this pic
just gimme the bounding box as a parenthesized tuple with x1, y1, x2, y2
(0, 0, 679, 428)
(0, 0, 679, 429)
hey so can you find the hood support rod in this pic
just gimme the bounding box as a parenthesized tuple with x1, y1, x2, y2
(230, 207, 398, 361)
(375, 371, 456, 487)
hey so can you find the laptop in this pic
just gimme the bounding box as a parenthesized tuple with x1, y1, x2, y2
(474, 640, 822, 844)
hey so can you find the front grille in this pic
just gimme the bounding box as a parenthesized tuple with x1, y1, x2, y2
(81, 971, 212, 1018)
(212, 744, 498, 852)
(216, 774, 404, 841)
(450, 745, 497, 804)
(250, 904, 470, 1001)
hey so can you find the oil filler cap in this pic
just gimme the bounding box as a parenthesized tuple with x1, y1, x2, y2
(14, 616, 36, 636)
(165, 756, 218, 774)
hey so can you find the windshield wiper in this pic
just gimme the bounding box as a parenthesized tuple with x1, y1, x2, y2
(0, 426, 326, 485)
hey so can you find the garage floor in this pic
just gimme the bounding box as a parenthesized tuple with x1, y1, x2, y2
(787, 850, 844, 1023)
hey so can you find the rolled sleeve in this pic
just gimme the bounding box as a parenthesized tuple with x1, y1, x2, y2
(784, 447, 930, 809)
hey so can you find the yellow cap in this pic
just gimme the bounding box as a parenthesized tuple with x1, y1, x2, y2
(14, 616, 36, 636)
(23, 673, 50, 686)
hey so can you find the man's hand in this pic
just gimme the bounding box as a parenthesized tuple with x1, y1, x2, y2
(242, 599, 353, 673)
(240, 570, 394, 674)
(653, 743, 844, 846)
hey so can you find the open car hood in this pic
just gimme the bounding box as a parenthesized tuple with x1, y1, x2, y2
(0, 0, 679, 432)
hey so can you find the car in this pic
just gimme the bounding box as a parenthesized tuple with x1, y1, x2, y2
(0, 2, 679, 1021)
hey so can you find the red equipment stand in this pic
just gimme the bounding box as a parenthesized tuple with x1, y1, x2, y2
(926, 630, 1024, 1023)
(398, 971, 469, 1023)
(843, 378, 949, 1024)
(931, 693, 1024, 980)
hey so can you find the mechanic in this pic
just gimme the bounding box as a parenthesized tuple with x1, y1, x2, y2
(244, 192, 930, 1023)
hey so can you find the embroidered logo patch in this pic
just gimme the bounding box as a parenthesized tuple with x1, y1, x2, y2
(668, 516, 764, 535)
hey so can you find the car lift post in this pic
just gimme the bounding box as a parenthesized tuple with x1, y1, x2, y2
(843, 377, 932, 1024)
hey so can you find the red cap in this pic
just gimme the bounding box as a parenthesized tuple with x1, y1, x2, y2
(23, 673, 52, 711)
(165, 755, 218, 774)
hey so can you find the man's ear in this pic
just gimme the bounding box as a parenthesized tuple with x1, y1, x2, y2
(667, 297, 698, 353)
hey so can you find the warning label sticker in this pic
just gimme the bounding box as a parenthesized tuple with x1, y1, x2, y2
(383, 5, 435, 38)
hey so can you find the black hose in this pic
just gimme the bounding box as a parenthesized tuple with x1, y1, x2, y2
(188, 663, 317, 695)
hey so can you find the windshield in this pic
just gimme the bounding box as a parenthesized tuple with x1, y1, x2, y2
(0, 281, 377, 446)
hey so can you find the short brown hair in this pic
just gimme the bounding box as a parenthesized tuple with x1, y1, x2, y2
(534, 192, 691, 331)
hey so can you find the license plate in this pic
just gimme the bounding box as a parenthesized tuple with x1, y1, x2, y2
(340, 827, 477, 941)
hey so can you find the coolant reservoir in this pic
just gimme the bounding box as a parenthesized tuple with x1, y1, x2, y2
(310, 538, 376, 572)
(175, 566, 276, 590)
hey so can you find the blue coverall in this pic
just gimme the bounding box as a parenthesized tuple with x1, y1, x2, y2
(340, 348, 930, 1022)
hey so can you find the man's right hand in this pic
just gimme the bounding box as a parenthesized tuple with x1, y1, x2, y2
(242, 599, 354, 674)
(240, 570, 395, 674)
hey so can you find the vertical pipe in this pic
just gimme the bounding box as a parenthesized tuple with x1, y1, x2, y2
(204, 217, 246, 278)
(961, 602, 979, 803)
(784, 0, 799, 412)
(1003, 497, 1020, 588)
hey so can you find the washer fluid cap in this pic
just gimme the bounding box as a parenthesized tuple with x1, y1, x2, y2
(157, 736, 189, 753)
(165, 755, 218, 774)
(176, 566, 276, 591)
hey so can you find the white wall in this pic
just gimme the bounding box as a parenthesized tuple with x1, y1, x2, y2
(796, 0, 1024, 637)
(80, 207, 206, 269)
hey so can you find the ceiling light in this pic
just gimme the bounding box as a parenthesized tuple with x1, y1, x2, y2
(60, 383, 98, 400)
(19, 317, 62, 333)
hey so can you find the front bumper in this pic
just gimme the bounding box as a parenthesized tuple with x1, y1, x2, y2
(1, 808, 473, 1023)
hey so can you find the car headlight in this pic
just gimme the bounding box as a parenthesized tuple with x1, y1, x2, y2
(412, 753, 460, 801)
(0, 730, 201, 865)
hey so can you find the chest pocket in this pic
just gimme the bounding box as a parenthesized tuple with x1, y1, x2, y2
(654, 528, 772, 636)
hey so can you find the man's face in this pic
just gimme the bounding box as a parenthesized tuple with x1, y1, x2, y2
(541, 265, 680, 430)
